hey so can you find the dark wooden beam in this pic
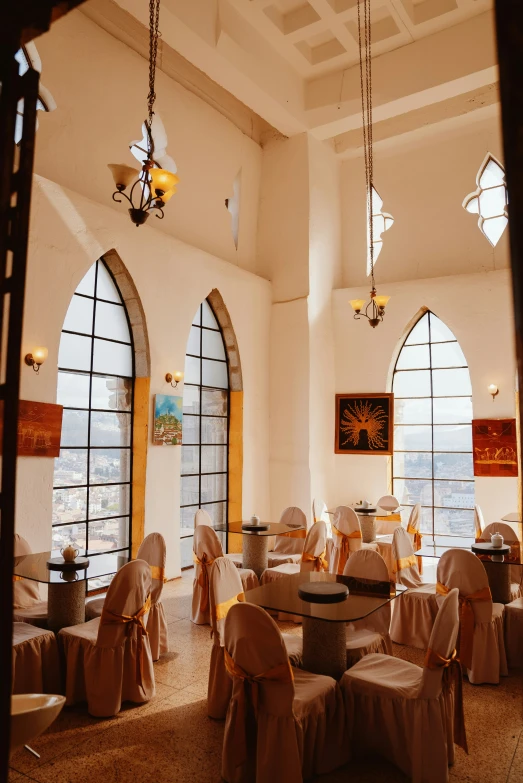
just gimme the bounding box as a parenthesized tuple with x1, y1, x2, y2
(495, 1, 523, 528)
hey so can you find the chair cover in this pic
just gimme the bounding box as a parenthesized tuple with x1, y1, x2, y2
(13, 534, 48, 628)
(341, 588, 466, 783)
(504, 597, 523, 668)
(436, 549, 508, 684)
(480, 522, 522, 600)
(192, 526, 259, 625)
(329, 506, 378, 576)
(271, 506, 307, 554)
(222, 603, 347, 783)
(261, 522, 328, 623)
(58, 560, 155, 717)
(195, 508, 214, 527)
(474, 504, 485, 539)
(208, 558, 302, 720)
(343, 549, 393, 666)
(376, 495, 400, 512)
(12, 622, 61, 695)
(390, 527, 438, 649)
(312, 498, 328, 523)
(85, 533, 169, 661)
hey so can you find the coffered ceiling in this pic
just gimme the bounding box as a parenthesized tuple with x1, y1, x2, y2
(85, 0, 499, 155)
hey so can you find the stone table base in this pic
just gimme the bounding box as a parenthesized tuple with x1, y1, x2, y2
(482, 560, 512, 604)
(48, 580, 86, 631)
(242, 535, 269, 579)
(302, 617, 347, 680)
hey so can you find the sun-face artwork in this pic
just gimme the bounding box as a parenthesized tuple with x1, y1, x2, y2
(335, 394, 393, 455)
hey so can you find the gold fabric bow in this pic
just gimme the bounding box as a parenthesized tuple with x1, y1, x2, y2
(224, 648, 294, 771)
(424, 647, 468, 753)
(215, 592, 245, 622)
(332, 525, 361, 574)
(393, 553, 417, 575)
(301, 550, 328, 572)
(149, 565, 166, 582)
(100, 594, 151, 687)
(436, 582, 492, 670)
(406, 524, 423, 552)
(193, 553, 216, 614)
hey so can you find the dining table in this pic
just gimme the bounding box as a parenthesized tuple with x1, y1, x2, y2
(216, 521, 305, 578)
(13, 550, 129, 631)
(327, 507, 403, 543)
(417, 540, 522, 604)
(245, 571, 405, 680)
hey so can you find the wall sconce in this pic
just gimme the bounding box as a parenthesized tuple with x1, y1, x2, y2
(488, 383, 499, 401)
(165, 371, 184, 388)
(24, 346, 48, 374)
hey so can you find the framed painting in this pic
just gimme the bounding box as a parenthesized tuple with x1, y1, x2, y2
(153, 394, 183, 445)
(0, 400, 63, 457)
(335, 393, 394, 455)
(472, 418, 518, 477)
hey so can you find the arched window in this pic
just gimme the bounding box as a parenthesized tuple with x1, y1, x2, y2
(53, 259, 134, 588)
(392, 311, 475, 538)
(180, 299, 229, 567)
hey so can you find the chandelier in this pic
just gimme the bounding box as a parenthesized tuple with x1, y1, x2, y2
(108, 0, 178, 227)
(349, 0, 390, 328)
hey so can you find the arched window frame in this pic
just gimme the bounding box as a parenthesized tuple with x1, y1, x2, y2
(53, 258, 135, 590)
(180, 297, 231, 567)
(392, 310, 475, 538)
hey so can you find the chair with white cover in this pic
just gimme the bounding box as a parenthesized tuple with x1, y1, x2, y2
(377, 504, 422, 580)
(390, 527, 438, 649)
(192, 526, 258, 625)
(261, 521, 328, 585)
(330, 506, 378, 576)
(221, 602, 347, 783)
(58, 560, 155, 717)
(436, 548, 508, 684)
(341, 588, 467, 783)
(504, 597, 523, 668)
(479, 522, 523, 601)
(12, 623, 61, 695)
(313, 499, 333, 568)
(208, 558, 302, 720)
(343, 550, 393, 667)
(194, 508, 243, 568)
(85, 532, 169, 661)
(376, 494, 400, 512)
(13, 534, 48, 628)
(474, 504, 485, 539)
(267, 506, 307, 568)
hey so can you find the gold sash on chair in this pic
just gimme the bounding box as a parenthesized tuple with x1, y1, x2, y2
(100, 594, 152, 687)
(224, 648, 294, 771)
(281, 528, 307, 539)
(215, 592, 245, 622)
(392, 554, 417, 576)
(332, 525, 361, 575)
(424, 647, 468, 753)
(301, 550, 328, 572)
(436, 582, 492, 670)
(149, 565, 166, 582)
(406, 524, 423, 552)
(193, 553, 216, 614)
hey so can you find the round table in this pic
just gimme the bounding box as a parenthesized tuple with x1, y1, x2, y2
(223, 521, 306, 578)
(471, 542, 512, 603)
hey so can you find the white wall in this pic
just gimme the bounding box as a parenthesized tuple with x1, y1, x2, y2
(332, 269, 517, 527)
(341, 112, 510, 287)
(33, 9, 262, 275)
(18, 176, 272, 578)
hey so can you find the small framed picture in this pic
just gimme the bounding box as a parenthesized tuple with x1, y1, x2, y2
(153, 394, 183, 445)
(335, 393, 394, 455)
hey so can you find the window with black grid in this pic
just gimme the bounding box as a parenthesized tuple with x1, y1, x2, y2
(392, 311, 475, 538)
(180, 300, 229, 568)
(53, 259, 134, 590)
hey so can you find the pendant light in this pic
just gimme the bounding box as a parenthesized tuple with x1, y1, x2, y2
(349, 0, 390, 328)
(108, 0, 179, 227)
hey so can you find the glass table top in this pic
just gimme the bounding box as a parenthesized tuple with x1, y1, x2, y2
(13, 551, 129, 584)
(217, 522, 305, 537)
(245, 571, 405, 623)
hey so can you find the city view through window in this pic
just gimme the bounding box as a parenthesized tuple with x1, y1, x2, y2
(53, 259, 133, 588)
(392, 311, 475, 537)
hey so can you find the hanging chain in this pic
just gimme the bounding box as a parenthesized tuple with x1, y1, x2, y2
(147, 0, 161, 148)
(357, 0, 374, 289)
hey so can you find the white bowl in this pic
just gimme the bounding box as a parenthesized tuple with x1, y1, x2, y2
(10, 693, 65, 751)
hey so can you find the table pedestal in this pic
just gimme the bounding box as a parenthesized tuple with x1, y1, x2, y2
(482, 561, 512, 604)
(48, 580, 85, 631)
(242, 535, 269, 578)
(302, 617, 346, 680)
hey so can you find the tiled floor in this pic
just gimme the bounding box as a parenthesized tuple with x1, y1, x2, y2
(9, 571, 523, 783)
